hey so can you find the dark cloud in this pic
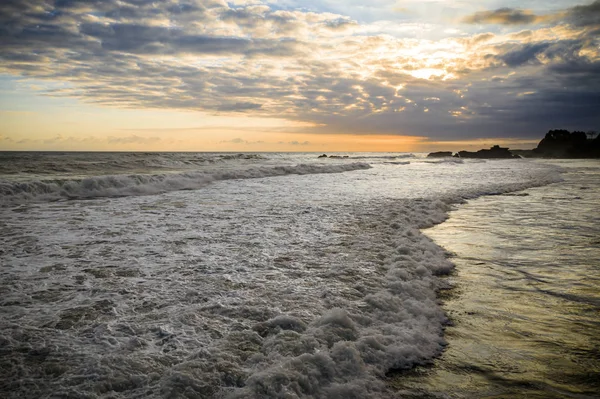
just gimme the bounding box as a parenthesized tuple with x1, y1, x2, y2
(0, 0, 598, 141)
(498, 42, 552, 67)
(324, 18, 357, 30)
(462, 1, 600, 29)
(0, 1, 301, 57)
(301, 33, 600, 139)
(494, 38, 592, 68)
(567, 0, 600, 27)
(80, 22, 297, 56)
(216, 102, 263, 112)
(220, 6, 303, 35)
(462, 8, 542, 25)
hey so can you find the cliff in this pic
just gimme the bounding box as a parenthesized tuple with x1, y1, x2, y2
(532, 130, 600, 158)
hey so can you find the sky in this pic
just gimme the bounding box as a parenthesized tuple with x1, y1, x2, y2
(0, 0, 599, 152)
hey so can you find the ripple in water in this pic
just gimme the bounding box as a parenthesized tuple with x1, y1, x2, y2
(393, 160, 600, 398)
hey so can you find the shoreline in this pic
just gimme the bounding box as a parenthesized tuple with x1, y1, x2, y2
(392, 163, 600, 397)
(0, 156, 571, 398)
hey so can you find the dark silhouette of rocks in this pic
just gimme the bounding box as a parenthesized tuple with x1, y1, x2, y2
(317, 154, 349, 159)
(455, 145, 519, 159)
(426, 146, 517, 159)
(428, 130, 600, 159)
(427, 151, 453, 158)
(532, 130, 600, 158)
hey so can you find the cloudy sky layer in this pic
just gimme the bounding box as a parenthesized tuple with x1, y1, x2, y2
(0, 0, 599, 151)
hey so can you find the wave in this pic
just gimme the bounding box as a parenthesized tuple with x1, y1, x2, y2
(423, 157, 465, 164)
(0, 162, 371, 206)
(0, 152, 270, 176)
(227, 198, 453, 398)
(345, 154, 415, 160)
(226, 167, 563, 398)
(0, 161, 565, 398)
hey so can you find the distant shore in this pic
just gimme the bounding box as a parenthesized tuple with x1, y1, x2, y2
(428, 129, 600, 159)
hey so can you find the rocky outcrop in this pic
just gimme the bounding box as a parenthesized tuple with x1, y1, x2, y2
(427, 130, 599, 160)
(426, 151, 453, 158)
(532, 130, 600, 158)
(455, 145, 519, 159)
(317, 154, 349, 159)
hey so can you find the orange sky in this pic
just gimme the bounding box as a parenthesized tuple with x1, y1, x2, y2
(0, 0, 597, 151)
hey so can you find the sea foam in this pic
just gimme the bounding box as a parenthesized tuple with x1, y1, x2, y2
(225, 202, 452, 398)
(0, 157, 563, 398)
(0, 162, 371, 206)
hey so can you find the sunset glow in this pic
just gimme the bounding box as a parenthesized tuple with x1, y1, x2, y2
(1, 0, 598, 151)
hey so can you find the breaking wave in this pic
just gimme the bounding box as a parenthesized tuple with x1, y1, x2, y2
(0, 152, 269, 176)
(0, 162, 371, 206)
(423, 158, 465, 164)
(0, 157, 565, 399)
(346, 154, 415, 160)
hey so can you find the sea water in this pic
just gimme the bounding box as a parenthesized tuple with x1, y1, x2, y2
(394, 159, 600, 398)
(0, 152, 596, 398)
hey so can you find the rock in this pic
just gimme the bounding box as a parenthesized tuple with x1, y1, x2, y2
(427, 151, 453, 158)
(455, 145, 518, 159)
(532, 130, 600, 158)
(318, 154, 328, 158)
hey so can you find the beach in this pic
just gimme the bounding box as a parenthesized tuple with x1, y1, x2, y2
(394, 159, 600, 398)
(1, 152, 597, 398)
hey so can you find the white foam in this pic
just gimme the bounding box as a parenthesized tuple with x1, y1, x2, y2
(0, 162, 371, 206)
(0, 158, 564, 398)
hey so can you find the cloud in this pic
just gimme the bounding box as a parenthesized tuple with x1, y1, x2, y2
(222, 138, 247, 144)
(462, 8, 546, 25)
(498, 42, 552, 67)
(107, 135, 161, 144)
(567, 0, 600, 27)
(471, 33, 495, 44)
(461, 2, 600, 29)
(39, 134, 160, 145)
(2, 133, 163, 146)
(0, 0, 598, 140)
(216, 102, 263, 112)
(323, 18, 358, 31)
(219, 138, 265, 145)
(510, 30, 533, 39)
(79, 22, 301, 56)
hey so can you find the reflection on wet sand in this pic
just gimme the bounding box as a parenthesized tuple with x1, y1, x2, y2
(392, 161, 600, 398)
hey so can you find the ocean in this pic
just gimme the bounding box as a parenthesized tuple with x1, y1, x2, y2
(0, 152, 598, 398)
